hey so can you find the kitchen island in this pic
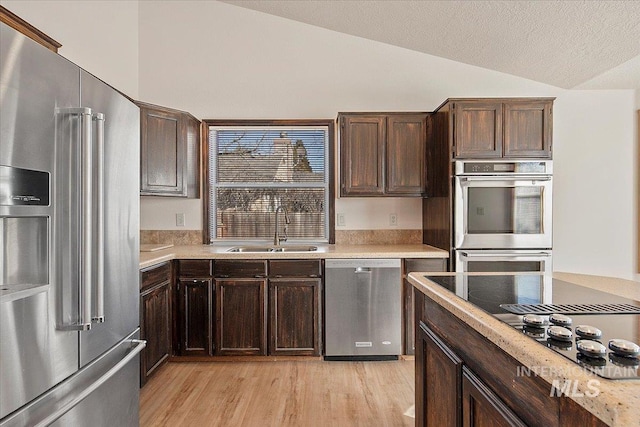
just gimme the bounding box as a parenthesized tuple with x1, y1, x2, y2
(407, 272, 640, 427)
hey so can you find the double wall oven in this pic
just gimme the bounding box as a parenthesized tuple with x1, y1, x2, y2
(453, 160, 553, 274)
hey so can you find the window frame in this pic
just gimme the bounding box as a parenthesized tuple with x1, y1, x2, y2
(202, 119, 335, 244)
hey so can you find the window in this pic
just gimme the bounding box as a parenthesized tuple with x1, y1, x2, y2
(204, 120, 334, 243)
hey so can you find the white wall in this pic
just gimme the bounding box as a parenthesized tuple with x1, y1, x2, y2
(0, 0, 139, 98)
(5, 1, 638, 279)
(553, 91, 636, 279)
(137, 0, 561, 231)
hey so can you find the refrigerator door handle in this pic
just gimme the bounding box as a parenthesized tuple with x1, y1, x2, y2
(32, 339, 146, 427)
(92, 112, 105, 323)
(56, 107, 93, 331)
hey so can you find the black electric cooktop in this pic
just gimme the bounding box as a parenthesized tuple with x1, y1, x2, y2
(424, 274, 640, 380)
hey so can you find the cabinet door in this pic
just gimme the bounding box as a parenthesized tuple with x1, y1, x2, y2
(386, 114, 427, 195)
(453, 101, 503, 158)
(177, 279, 212, 356)
(183, 114, 201, 198)
(404, 259, 446, 355)
(215, 279, 267, 355)
(340, 115, 386, 195)
(462, 367, 526, 427)
(416, 323, 462, 427)
(269, 278, 321, 356)
(140, 282, 171, 386)
(503, 100, 552, 158)
(140, 106, 186, 196)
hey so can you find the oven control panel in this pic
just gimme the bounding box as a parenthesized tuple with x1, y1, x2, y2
(458, 160, 551, 175)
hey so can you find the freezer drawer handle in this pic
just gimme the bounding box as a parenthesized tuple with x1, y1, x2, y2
(33, 339, 146, 427)
(354, 267, 371, 274)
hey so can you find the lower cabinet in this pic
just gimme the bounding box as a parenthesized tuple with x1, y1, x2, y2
(462, 367, 526, 427)
(414, 289, 607, 427)
(175, 260, 213, 356)
(214, 259, 322, 356)
(269, 278, 321, 356)
(404, 258, 446, 355)
(417, 322, 525, 427)
(416, 323, 461, 427)
(215, 278, 267, 356)
(177, 278, 213, 356)
(140, 262, 172, 386)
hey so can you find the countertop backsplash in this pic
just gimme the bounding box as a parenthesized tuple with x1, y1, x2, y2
(141, 229, 423, 246)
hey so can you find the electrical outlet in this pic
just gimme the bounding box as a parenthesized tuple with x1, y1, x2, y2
(390, 213, 398, 226)
(176, 213, 186, 227)
(337, 213, 346, 226)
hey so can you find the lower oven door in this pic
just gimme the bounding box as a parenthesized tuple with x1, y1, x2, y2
(455, 249, 552, 274)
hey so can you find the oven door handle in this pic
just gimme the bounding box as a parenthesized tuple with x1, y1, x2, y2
(458, 251, 552, 260)
(458, 176, 551, 182)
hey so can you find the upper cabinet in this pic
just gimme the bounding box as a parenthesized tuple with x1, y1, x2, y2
(448, 98, 554, 159)
(137, 101, 201, 198)
(339, 112, 427, 197)
(0, 6, 62, 53)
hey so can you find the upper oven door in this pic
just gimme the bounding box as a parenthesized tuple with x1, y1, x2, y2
(454, 174, 552, 249)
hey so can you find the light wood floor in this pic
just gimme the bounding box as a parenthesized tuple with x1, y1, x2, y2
(140, 359, 415, 427)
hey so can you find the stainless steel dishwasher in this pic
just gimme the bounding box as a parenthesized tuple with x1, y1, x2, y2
(324, 259, 402, 360)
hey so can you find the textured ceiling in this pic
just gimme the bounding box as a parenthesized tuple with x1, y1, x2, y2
(222, 0, 640, 89)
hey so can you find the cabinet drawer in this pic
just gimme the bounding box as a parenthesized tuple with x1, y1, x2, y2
(178, 259, 213, 277)
(214, 260, 267, 278)
(269, 260, 322, 277)
(404, 258, 446, 273)
(140, 262, 171, 291)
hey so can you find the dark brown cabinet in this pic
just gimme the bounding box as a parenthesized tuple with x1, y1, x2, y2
(446, 98, 553, 159)
(416, 323, 461, 427)
(138, 101, 200, 198)
(339, 112, 427, 196)
(214, 260, 268, 356)
(268, 260, 322, 356)
(140, 262, 172, 386)
(213, 259, 322, 356)
(403, 258, 446, 355)
(414, 289, 607, 427)
(175, 260, 213, 356)
(216, 278, 267, 355)
(415, 315, 524, 427)
(462, 368, 526, 427)
(0, 6, 62, 53)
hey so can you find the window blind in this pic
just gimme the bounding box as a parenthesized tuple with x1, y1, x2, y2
(209, 126, 330, 242)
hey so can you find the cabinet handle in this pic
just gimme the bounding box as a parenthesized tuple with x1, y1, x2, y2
(309, 274, 319, 278)
(254, 274, 266, 278)
(274, 275, 283, 278)
(216, 275, 230, 278)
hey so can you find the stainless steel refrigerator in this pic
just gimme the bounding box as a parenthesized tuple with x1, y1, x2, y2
(0, 23, 144, 426)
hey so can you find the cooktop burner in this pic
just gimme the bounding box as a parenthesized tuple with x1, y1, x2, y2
(423, 274, 640, 380)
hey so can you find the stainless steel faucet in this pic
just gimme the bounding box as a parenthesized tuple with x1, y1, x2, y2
(274, 206, 291, 246)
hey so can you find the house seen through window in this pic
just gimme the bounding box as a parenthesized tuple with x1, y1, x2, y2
(206, 120, 334, 243)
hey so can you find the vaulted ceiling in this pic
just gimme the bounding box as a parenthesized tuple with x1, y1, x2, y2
(222, 0, 640, 90)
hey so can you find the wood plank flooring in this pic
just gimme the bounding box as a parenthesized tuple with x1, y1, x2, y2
(140, 359, 415, 426)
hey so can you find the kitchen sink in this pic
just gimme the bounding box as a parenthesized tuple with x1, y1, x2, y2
(227, 245, 318, 253)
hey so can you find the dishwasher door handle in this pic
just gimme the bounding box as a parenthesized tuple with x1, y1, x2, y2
(354, 267, 371, 274)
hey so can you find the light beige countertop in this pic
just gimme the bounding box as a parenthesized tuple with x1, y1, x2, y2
(407, 271, 640, 427)
(139, 243, 448, 269)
